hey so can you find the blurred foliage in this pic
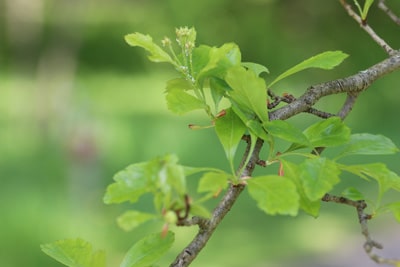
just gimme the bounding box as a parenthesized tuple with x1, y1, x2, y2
(1, 0, 400, 266)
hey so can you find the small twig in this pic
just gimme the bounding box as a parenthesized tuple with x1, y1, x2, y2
(339, 0, 395, 55)
(306, 108, 335, 119)
(337, 92, 359, 119)
(322, 193, 400, 265)
(378, 0, 400, 26)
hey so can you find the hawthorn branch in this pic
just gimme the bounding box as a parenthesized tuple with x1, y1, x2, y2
(378, 0, 400, 26)
(269, 52, 400, 121)
(170, 138, 264, 267)
(339, 0, 395, 55)
(322, 194, 400, 265)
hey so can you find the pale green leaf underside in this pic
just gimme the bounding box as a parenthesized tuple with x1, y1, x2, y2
(166, 89, 207, 115)
(41, 238, 106, 267)
(268, 51, 349, 87)
(120, 231, 174, 267)
(117, 211, 156, 232)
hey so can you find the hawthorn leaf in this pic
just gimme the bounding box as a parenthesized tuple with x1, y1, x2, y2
(263, 120, 309, 145)
(337, 133, 399, 159)
(196, 43, 241, 80)
(120, 231, 174, 267)
(341, 187, 365, 201)
(280, 159, 321, 217)
(104, 162, 152, 204)
(125, 33, 175, 65)
(341, 163, 400, 194)
(117, 211, 156, 232)
(166, 89, 207, 115)
(165, 78, 194, 92)
(300, 157, 341, 201)
(226, 66, 269, 123)
(303, 117, 350, 147)
(242, 62, 269, 76)
(192, 45, 212, 80)
(380, 202, 400, 222)
(209, 77, 230, 110)
(231, 104, 270, 141)
(190, 203, 211, 218)
(214, 108, 247, 172)
(247, 175, 299, 216)
(268, 51, 349, 87)
(41, 238, 106, 267)
(198, 171, 230, 195)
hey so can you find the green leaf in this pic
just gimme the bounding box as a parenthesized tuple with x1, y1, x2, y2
(190, 203, 211, 218)
(41, 238, 106, 267)
(231, 105, 270, 141)
(125, 33, 175, 65)
(198, 171, 229, 195)
(247, 175, 299, 216)
(379, 202, 400, 222)
(196, 43, 241, 80)
(340, 163, 400, 194)
(104, 162, 151, 204)
(226, 66, 269, 122)
(300, 157, 341, 201)
(209, 77, 230, 110)
(214, 108, 247, 172)
(280, 160, 321, 217)
(120, 231, 174, 267)
(341, 187, 365, 201)
(337, 133, 399, 159)
(117, 211, 156, 232)
(303, 117, 350, 147)
(242, 62, 269, 76)
(353, 0, 374, 20)
(166, 89, 206, 115)
(263, 120, 309, 145)
(165, 78, 195, 92)
(268, 51, 349, 87)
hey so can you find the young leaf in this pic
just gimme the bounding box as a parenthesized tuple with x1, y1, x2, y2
(268, 51, 349, 87)
(166, 89, 207, 115)
(340, 163, 400, 194)
(214, 108, 247, 172)
(336, 133, 399, 159)
(104, 162, 151, 204)
(190, 203, 211, 218)
(379, 202, 400, 222)
(209, 77, 230, 110)
(231, 104, 270, 141)
(263, 120, 309, 145)
(125, 33, 176, 65)
(198, 171, 230, 195)
(41, 238, 106, 267)
(117, 211, 156, 232)
(196, 43, 241, 80)
(303, 117, 350, 147)
(280, 159, 321, 217)
(341, 187, 365, 201)
(247, 175, 299, 216)
(165, 78, 195, 92)
(226, 66, 269, 123)
(120, 231, 174, 267)
(241, 62, 269, 76)
(300, 157, 341, 201)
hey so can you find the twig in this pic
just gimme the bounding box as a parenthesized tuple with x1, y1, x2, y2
(269, 52, 400, 121)
(339, 0, 395, 55)
(170, 138, 264, 267)
(322, 194, 400, 265)
(378, 0, 400, 26)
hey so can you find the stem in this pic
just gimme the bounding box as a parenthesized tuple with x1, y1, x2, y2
(170, 138, 264, 267)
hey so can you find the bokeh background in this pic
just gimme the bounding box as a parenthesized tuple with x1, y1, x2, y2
(1, 0, 400, 266)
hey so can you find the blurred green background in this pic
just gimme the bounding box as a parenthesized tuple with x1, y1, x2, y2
(1, 0, 400, 266)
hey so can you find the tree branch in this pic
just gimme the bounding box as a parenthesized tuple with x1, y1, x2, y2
(170, 138, 264, 267)
(378, 0, 400, 26)
(339, 0, 395, 55)
(269, 52, 400, 121)
(322, 194, 400, 265)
